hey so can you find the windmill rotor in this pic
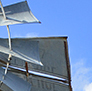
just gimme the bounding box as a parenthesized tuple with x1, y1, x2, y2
(0, 1, 72, 91)
(0, 0, 42, 83)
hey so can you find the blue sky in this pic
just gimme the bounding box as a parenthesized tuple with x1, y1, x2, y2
(0, 0, 92, 91)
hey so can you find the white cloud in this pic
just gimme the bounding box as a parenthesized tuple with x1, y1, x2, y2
(26, 33, 39, 38)
(13, 32, 39, 38)
(84, 83, 92, 91)
(71, 59, 92, 91)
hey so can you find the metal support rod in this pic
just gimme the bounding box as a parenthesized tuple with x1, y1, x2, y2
(7, 25, 12, 51)
(4, 62, 9, 75)
(4, 25, 11, 78)
(0, 0, 7, 20)
(2, 62, 10, 79)
(0, 0, 12, 77)
(25, 62, 29, 77)
(0, 0, 12, 57)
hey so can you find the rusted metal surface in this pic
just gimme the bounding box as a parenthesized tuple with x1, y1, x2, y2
(0, 59, 7, 65)
(25, 62, 29, 77)
(0, 1, 40, 26)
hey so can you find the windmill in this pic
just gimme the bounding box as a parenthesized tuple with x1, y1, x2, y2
(0, 1, 43, 90)
(0, 1, 72, 91)
(0, 0, 43, 75)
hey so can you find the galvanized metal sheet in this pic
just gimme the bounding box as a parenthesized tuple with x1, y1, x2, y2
(0, 74, 70, 91)
(14, 73, 70, 91)
(0, 1, 40, 26)
(1, 65, 68, 83)
(0, 39, 42, 65)
(29, 76, 70, 91)
(0, 37, 70, 79)
(29, 38, 69, 79)
(0, 68, 31, 91)
(31, 38, 68, 79)
(0, 83, 13, 91)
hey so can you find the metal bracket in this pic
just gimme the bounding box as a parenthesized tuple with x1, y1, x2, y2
(25, 62, 29, 77)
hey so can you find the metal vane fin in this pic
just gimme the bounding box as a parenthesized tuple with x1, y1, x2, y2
(0, 1, 41, 26)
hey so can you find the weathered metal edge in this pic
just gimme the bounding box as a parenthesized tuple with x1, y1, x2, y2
(0, 36, 68, 40)
(64, 40, 72, 91)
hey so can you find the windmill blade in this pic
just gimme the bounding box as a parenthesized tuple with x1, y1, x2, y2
(0, 83, 13, 91)
(0, 45, 42, 66)
(0, 40, 43, 66)
(0, 1, 40, 26)
(0, 68, 31, 91)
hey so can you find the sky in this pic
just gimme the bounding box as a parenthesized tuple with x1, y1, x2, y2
(0, 0, 92, 91)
